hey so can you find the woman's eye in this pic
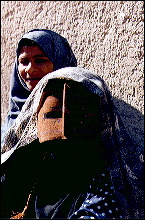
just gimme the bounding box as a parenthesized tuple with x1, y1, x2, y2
(43, 111, 62, 119)
(36, 59, 47, 64)
(19, 59, 29, 65)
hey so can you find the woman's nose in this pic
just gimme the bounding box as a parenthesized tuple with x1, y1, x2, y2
(25, 62, 37, 74)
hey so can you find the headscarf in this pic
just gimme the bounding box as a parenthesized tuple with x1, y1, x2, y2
(1, 67, 144, 219)
(1, 29, 77, 144)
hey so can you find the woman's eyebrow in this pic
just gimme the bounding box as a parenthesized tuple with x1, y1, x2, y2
(33, 54, 48, 58)
(18, 54, 49, 60)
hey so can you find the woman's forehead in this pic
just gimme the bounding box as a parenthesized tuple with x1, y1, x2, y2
(18, 45, 46, 58)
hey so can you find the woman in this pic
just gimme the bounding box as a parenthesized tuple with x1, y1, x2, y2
(1, 67, 144, 219)
(1, 29, 77, 145)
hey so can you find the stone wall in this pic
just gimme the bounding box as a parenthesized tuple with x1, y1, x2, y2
(1, 1, 144, 147)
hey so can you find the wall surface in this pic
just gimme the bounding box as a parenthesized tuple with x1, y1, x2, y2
(1, 1, 144, 147)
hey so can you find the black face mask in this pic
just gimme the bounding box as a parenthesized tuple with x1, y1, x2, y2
(37, 80, 101, 143)
(36, 80, 107, 185)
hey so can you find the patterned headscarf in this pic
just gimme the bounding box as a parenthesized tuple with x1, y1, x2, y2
(1, 29, 77, 143)
(1, 67, 144, 219)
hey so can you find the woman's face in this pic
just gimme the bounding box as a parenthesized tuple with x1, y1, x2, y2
(18, 46, 54, 91)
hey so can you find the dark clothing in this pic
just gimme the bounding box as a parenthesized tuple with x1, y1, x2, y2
(1, 138, 122, 219)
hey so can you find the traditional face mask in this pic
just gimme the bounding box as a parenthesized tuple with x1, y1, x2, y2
(37, 81, 100, 143)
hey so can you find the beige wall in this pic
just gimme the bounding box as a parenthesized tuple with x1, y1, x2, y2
(1, 1, 144, 146)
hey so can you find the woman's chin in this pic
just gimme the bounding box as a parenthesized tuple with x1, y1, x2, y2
(26, 81, 39, 91)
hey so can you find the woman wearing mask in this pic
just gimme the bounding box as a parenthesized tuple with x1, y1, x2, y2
(1, 67, 144, 219)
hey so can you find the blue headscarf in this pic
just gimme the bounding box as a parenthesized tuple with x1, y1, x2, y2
(1, 29, 77, 144)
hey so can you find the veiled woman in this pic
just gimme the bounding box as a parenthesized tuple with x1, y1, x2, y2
(1, 67, 144, 219)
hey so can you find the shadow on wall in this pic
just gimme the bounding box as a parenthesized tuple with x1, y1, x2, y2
(113, 97, 144, 149)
